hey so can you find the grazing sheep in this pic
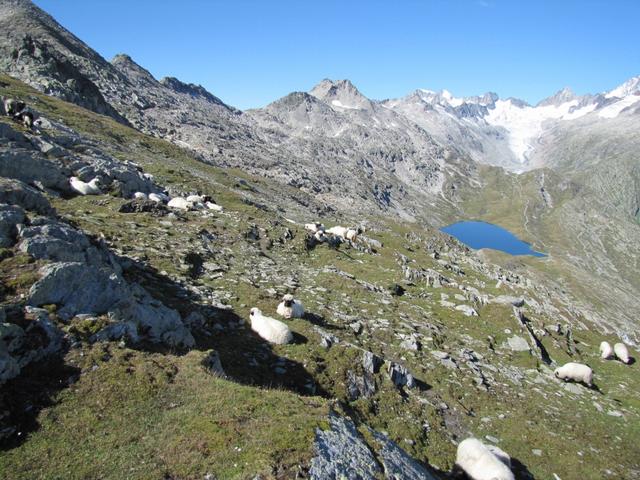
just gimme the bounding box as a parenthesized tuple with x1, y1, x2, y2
(133, 192, 148, 200)
(186, 194, 203, 203)
(613, 343, 631, 364)
(454, 438, 514, 480)
(148, 193, 169, 203)
(554, 362, 593, 387)
(249, 307, 293, 345)
(276, 294, 304, 319)
(600, 341, 613, 359)
(69, 176, 101, 196)
(305, 222, 325, 233)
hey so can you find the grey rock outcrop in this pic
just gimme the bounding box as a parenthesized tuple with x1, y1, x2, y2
(0, 178, 53, 214)
(0, 203, 24, 246)
(309, 413, 382, 479)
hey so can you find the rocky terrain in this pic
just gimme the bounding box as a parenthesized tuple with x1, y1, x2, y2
(0, 1, 639, 479)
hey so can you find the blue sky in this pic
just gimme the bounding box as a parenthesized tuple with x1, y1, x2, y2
(33, 0, 640, 110)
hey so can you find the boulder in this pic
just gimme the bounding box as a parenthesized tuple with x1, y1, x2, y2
(0, 149, 71, 192)
(0, 178, 53, 214)
(0, 203, 25, 247)
(27, 262, 130, 320)
(506, 335, 530, 352)
(309, 413, 382, 479)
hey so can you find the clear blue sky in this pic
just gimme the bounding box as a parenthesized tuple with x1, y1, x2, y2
(33, 0, 640, 110)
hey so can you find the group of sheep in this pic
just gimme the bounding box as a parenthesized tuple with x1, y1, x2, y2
(553, 341, 632, 388)
(2, 97, 36, 130)
(304, 221, 363, 247)
(248, 294, 305, 345)
(68, 174, 225, 213)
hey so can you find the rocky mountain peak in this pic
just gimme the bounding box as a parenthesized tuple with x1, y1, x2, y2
(537, 87, 576, 107)
(111, 53, 157, 85)
(159, 76, 232, 110)
(605, 75, 640, 99)
(309, 78, 372, 110)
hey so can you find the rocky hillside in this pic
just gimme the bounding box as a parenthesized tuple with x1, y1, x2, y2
(1, 73, 639, 480)
(1, 1, 640, 479)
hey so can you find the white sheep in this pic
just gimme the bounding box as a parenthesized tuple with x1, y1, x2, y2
(276, 294, 305, 319)
(167, 197, 192, 210)
(327, 226, 362, 242)
(148, 193, 168, 203)
(326, 225, 348, 239)
(69, 176, 101, 196)
(249, 307, 293, 345)
(205, 201, 223, 212)
(133, 192, 148, 200)
(613, 343, 631, 364)
(305, 222, 325, 233)
(455, 438, 514, 480)
(599, 341, 613, 359)
(345, 227, 363, 242)
(554, 362, 593, 387)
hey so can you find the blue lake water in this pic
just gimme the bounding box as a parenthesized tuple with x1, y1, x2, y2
(441, 221, 546, 257)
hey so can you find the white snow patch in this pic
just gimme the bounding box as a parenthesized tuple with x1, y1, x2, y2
(605, 76, 640, 99)
(598, 95, 640, 118)
(485, 98, 596, 163)
(331, 100, 359, 110)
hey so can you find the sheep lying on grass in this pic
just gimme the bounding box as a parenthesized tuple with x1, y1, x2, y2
(70, 176, 101, 196)
(167, 197, 192, 210)
(276, 294, 304, 319)
(554, 362, 593, 387)
(249, 307, 293, 345)
(614, 343, 631, 364)
(453, 438, 514, 480)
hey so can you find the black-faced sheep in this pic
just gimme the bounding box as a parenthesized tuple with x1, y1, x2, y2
(276, 294, 304, 319)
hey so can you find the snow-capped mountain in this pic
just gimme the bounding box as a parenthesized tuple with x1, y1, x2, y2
(384, 77, 640, 171)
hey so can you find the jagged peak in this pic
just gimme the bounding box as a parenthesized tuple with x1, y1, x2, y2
(536, 87, 576, 107)
(605, 75, 640, 99)
(111, 53, 156, 81)
(309, 78, 371, 110)
(160, 76, 235, 111)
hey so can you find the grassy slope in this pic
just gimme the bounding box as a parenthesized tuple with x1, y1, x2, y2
(1, 75, 639, 479)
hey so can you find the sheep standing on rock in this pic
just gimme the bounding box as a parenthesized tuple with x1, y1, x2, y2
(554, 362, 593, 387)
(614, 343, 631, 364)
(249, 307, 293, 345)
(600, 341, 613, 359)
(276, 294, 304, 319)
(453, 438, 514, 480)
(70, 176, 101, 196)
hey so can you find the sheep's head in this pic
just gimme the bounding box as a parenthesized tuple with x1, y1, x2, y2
(250, 307, 261, 317)
(283, 294, 294, 307)
(70, 176, 79, 182)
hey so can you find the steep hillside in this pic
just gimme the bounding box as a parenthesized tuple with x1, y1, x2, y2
(1, 74, 639, 480)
